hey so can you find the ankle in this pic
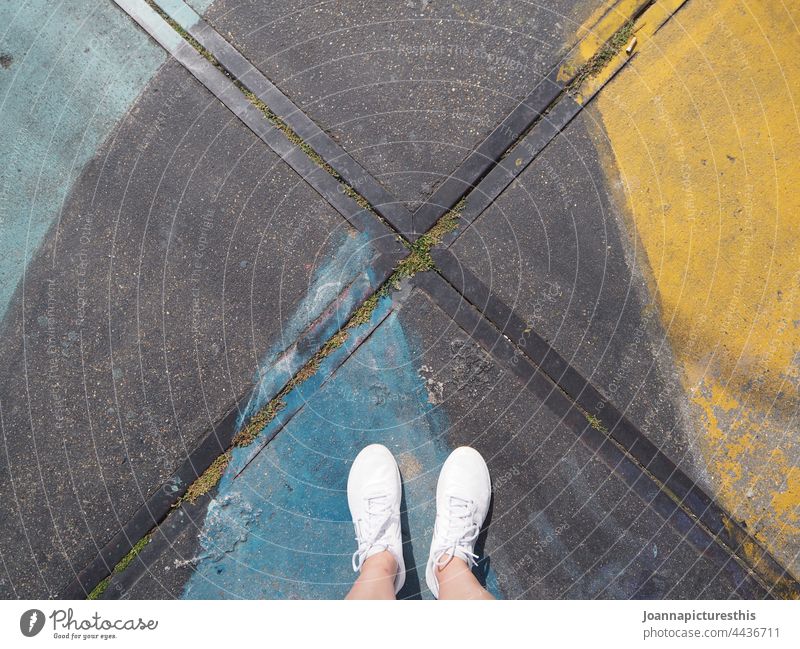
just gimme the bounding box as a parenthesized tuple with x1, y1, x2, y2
(436, 553, 470, 577)
(362, 550, 398, 575)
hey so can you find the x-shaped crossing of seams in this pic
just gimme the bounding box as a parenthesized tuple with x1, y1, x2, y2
(64, 0, 800, 599)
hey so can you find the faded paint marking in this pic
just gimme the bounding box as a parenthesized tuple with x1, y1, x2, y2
(594, 0, 800, 577)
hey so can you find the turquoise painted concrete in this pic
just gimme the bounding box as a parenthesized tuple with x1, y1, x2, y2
(116, 0, 187, 51)
(179, 228, 501, 599)
(183, 295, 502, 599)
(184, 0, 216, 15)
(0, 0, 166, 320)
(154, 0, 204, 31)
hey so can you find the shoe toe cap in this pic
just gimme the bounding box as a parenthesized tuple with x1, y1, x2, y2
(439, 446, 491, 501)
(347, 444, 400, 498)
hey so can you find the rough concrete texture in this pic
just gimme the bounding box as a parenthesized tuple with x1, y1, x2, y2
(200, 0, 608, 210)
(0, 60, 377, 598)
(451, 111, 695, 471)
(102, 289, 765, 599)
(2, 0, 798, 601)
(593, 0, 800, 578)
(0, 0, 165, 322)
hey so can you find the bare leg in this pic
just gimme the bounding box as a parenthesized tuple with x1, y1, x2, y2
(345, 550, 398, 600)
(436, 556, 494, 600)
(425, 447, 494, 599)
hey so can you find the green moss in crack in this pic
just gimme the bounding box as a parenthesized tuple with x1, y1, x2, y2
(388, 199, 464, 287)
(569, 21, 635, 93)
(585, 414, 609, 434)
(86, 536, 151, 600)
(182, 452, 231, 503)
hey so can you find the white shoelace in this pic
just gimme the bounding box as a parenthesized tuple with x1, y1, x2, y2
(432, 495, 480, 570)
(351, 495, 396, 572)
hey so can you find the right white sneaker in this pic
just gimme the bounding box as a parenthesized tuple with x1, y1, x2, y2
(425, 446, 491, 598)
(347, 444, 405, 593)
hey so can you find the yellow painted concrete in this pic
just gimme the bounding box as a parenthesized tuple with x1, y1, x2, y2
(574, 0, 688, 103)
(593, 0, 800, 577)
(559, 0, 650, 82)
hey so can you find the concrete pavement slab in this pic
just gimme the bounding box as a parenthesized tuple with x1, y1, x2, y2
(197, 0, 610, 211)
(0, 58, 383, 598)
(593, 0, 800, 579)
(101, 287, 766, 598)
(450, 111, 694, 471)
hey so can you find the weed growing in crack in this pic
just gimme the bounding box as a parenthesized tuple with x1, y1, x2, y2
(389, 199, 464, 288)
(224, 200, 464, 460)
(183, 452, 231, 503)
(241, 87, 372, 210)
(585, 414, 609, 434)
(569, 21, 635, 94)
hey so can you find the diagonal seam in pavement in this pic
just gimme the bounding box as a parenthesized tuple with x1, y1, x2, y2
(65, 0, 798, 599)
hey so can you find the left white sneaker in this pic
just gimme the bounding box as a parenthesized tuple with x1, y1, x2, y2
(347, 444, 405, 593)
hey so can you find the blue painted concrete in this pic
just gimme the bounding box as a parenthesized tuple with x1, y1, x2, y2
(183, 298, 502, 599)
(0, 0, 166, 321)
(236, 229, 378, 431)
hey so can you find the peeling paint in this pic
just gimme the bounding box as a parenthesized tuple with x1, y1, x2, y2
(182, 307, 501, 599)
(594, 0, 800, 577)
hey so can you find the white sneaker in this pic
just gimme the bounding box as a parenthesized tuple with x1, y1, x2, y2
(425, 446, 491, 598)
(347, 444, 405, 593)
